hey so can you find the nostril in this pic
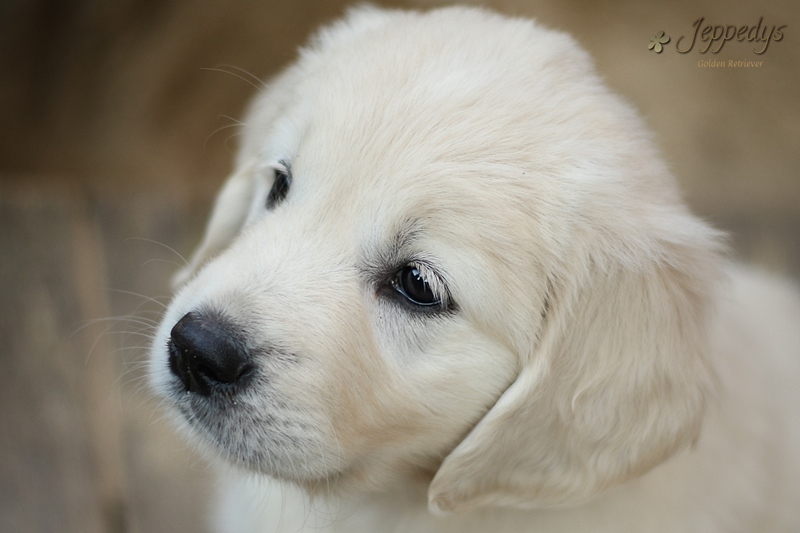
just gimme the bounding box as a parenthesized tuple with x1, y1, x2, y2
(168, 311, 252, 396)
(195, 360, 253, 385)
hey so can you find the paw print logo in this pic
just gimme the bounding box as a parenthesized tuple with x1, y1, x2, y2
(648, 31, 670, 53)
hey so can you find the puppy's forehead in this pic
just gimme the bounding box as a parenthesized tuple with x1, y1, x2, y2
(253, 9, 597, 173)
(246, 9, 644, 260)
(299, 20, 584, 163)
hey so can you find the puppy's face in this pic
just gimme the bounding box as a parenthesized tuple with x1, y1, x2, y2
(154, 151, 524, 486)
(151, 7, 721, 513)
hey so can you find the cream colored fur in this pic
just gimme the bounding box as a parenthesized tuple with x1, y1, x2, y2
(150, 6, 800, 532)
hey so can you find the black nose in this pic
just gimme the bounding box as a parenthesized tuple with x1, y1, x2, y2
(168, 311, 253, 396)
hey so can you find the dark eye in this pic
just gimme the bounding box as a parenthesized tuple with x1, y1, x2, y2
(392, 265, 440, 307)
(266, 168, 291, 209)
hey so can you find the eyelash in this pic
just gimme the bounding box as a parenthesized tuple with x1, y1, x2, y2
(387, 260, 453, 312)
(266, 165, 291, 209)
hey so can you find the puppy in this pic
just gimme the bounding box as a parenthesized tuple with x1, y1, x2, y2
(150, 6, 800, 532)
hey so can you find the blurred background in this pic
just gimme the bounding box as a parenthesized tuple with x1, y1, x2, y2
(0, 0, 797, 531)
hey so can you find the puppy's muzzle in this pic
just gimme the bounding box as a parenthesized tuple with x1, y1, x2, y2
(168, 311, 253, 396)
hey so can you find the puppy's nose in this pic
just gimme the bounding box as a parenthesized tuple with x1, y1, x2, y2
(168, 311, 252, 396)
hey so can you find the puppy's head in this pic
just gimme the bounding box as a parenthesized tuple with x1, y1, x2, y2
(151, 6, 723, 515)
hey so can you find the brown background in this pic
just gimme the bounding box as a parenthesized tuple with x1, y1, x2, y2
(1, 0, 798, 532)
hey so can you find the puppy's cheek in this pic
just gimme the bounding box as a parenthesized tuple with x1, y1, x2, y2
(421, 336, 517, 430)
(364, 323, 519, 462)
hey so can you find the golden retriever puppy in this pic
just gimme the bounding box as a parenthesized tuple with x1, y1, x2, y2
(150, 6, 800, 532)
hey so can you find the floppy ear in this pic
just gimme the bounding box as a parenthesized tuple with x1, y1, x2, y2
(173, 161, 258, 288)
(429, 227, 723, 514)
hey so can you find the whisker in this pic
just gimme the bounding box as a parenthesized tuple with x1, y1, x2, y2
(119, 364, 153, 391)
(206, 120, 244, 152)
(202, 65, 267, 91)
(220, 65, 267, 90)
(140, 257, 189, 270)
(84, 325, 115, 365)
(113, 330, 159, 342)
(104, 288, 170, 309)
(124, 237, 190, 267)
(218, 113, 245, 127)
(75, 315, 159, 332)
(223, 130, 245, 154)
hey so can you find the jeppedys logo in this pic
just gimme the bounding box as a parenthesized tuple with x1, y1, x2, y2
(677, 17, 785, 54)
(648, 17, 786, 59)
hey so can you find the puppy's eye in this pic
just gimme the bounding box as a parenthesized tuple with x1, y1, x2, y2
(266, 168, 291, 209)
(391, 265, 440, 307)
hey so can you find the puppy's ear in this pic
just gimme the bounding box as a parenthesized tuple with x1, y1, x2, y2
(173, 161, 257, 288)
(429, 229, 722, 514)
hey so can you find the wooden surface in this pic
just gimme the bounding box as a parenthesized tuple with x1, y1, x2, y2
(0, 181, 213, 533)
(0, 0, 798, 531)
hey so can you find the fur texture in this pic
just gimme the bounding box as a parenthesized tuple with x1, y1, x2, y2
(150, 6, 800, 532)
